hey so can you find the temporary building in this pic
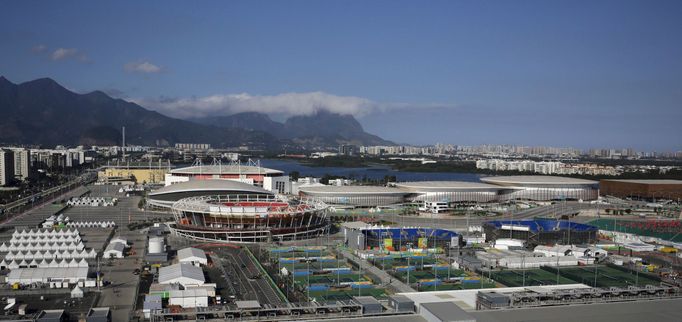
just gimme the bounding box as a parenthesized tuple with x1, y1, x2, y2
(177, 247, 208, 266)
(7, 267, 88, 284)
(71, 285, 84, 298)
(68, 259, 79, 268)
(168, 288, 209, 308)
(103, 242, 125, 259)
(78, 259, 88, 268)
(8, 260, 19, 269)
(158, 263, 205, 287)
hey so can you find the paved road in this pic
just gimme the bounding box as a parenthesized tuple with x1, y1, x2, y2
(215, 247, 284, 305)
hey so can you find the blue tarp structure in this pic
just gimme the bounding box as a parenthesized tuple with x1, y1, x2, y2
(484, 219, 597, 233)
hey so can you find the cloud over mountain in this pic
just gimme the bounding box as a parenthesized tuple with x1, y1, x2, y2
(134, 91, 425, 119)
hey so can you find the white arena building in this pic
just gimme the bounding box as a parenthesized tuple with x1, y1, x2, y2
(480, 175, 599, 201)
(395, 181, 503, 203)
(299, 176, 599, 207)
(148, 179, 273, 209)
(296, 186, 408, 207)
(164, 161, 290, 194)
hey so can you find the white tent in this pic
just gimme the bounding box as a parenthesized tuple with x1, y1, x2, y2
(37, 259, 48, 268)
(88, 249, 97, 258)
(5, 252, 15, 260)
(80, 250, 89, 258)
(76, 242, 85, 251)
(70, 250, 80, 258)
(28, 259, 38, 268)
(58, 260, 69, 268)
(18, 259, 28, 267)
(78, 258, 88, 268)
(15, 252, 25, 261)
(68, 259, 79, 268)
(48, 259, 59, 268)
(0, 243, 7, 252)
(0, 259, 6, 269)
(71, 285, 84, 298)
(8, 260, 19, 269)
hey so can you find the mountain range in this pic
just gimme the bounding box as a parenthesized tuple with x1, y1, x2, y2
(0, 77, 392, 149)
(189, 111, 392, 147)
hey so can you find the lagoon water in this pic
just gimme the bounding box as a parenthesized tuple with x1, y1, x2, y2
(259, 159, 485, 182)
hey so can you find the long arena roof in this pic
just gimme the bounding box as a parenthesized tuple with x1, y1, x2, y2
(149, 179, 271, 196)
(395, 181, 502, 191)
(170, 164, 283, 175)
(480, 175, 598, 186)
(299, 185, 407, 195)
(484, 219, 598, 233)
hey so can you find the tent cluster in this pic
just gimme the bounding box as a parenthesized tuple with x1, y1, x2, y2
(10, 234, 82, 244)
(3, 248, 96, 261)
(65, 221, 116, 228)
(12, 228, 80, 238)
(1, 258, 89, 270)
(1, 241, 86, 252)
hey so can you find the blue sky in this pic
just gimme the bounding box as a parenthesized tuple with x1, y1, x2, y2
(1, 1, 681, 151)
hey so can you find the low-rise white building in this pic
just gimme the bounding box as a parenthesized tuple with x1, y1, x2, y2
(158, 263, 205, 287)
(103, 242, 125, 259)
(177, 247, 207, 266)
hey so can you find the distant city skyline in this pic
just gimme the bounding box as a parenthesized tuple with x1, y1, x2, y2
(1, 1, 680, 150)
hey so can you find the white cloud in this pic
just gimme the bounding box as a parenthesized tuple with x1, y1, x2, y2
(31, 44, 47, 53)
(133, 91, 395, 119)
(124, 61, 162, 74)
(51, 48, 79, 61)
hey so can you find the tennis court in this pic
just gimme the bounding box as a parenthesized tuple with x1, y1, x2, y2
(543, 265, 661, 287)
(490, 269, 576, 287)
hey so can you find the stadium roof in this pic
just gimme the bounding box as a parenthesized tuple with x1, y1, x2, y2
(171, 164, 282, 175)
(480, 175, 598, 186)
(299, 185, 408, 195)
(395, 181, 502, 191)
(600, 179, 682, 185)
(150, 179, 271, 196)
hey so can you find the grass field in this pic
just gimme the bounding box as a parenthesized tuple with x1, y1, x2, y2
(490, 269, 577, 287)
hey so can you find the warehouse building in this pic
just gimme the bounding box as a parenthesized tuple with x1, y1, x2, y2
(158, 263, 205, 287)
(177, 247, 208, 266)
